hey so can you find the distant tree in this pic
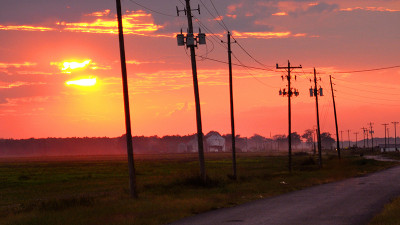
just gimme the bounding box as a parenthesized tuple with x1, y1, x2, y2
(321, 132, 335, 149)
(290, 132, 302, 148)
(302, 129, 314, 146)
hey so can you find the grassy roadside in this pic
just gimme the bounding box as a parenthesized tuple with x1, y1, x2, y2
(0, 152, 397, 225)
(369, 196, 400, 225)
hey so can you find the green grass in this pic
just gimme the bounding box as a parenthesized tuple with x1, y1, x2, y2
(0, 153, 397, 225)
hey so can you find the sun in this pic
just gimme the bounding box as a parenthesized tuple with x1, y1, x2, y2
(66, 77, 97, 86)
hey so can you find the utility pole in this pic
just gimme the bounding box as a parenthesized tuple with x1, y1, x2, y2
(387, 127, 390, 147)
(366, 129, 369, 149)
(369, 122, 374, 151)
(354, 132, 358, 148)
(226, 31, 237, 179)
(392, 122, 399, 151)
(340, 130, 344, 149)
(309, 68, 323, 167)
(361, 127, 367, 149)
(116, 0, 137, 198)
(277, 61, 302, 172)
(382, 123, 389, 152)
(329, 75, 340, 159)
(347, 129, 351, 148)
(177, 0, 207, 183)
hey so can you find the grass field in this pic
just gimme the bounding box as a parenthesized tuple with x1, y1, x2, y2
(0, 152, 397, 225)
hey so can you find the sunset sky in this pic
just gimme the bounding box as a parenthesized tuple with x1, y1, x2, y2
(0, 0, 399, 140)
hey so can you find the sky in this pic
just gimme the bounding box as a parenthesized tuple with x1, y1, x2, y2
(0, 0, 399, 141)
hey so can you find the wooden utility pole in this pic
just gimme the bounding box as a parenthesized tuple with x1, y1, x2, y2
(361, 127, 367, 149)
(392, 122, 399, 151)
(354, 132, 358, 148)
(329, 75, 340, 159)
(369, 122, 374, 151)
(182, 0, 206, 182)
(277, 61, 302, 172)
(116, 0, 137, 198)
(347, 129, 351, 148)
(226, 31, 237, 179)
(382, 123, 389, 151)
(312, 68, 322, 167)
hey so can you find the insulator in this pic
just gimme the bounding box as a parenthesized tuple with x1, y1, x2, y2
(281, 76, 284, 81)
(295, 75, 297, 80)
(177, 34, 185, 46)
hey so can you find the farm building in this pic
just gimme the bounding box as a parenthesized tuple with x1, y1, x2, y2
(180, 132, 226, 153)
(379, 144, 399, 152)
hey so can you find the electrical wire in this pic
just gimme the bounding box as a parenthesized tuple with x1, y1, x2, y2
(209, 0, 230, 31)
(337, 65, 400, 73)
(127, 0, 177, 17)
(198, 0, 228, 32)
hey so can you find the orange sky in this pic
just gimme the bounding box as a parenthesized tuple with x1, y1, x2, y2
(0, 0, 399, 141)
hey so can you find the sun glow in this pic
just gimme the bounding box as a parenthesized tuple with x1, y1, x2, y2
(61, 60, 91, 71)
(66, 78, 97, 86)
(51, 60, 91, 73)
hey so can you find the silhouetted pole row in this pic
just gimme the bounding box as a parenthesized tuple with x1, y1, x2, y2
(354, 132, 358, 148)
(347, 129, 351, 148)
(177, 0, 206, 183)
(361, 127, 367, 148)
(311, 68, 322, 167)
(277, 61, 302, 172)
(340, 130, 343, 149)
(382, 123, 388, 151)
(116, 0, 138, 198)
(392, 122, 399, 151)
(368, 122, 374, 151)
(329, 75, 340, 159)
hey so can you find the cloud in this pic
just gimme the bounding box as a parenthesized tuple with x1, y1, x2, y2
(0, 9, 168, 37)
(289, 2, 339, 17)
(340, 7, 400, 12)
(232, 30, 309, 39)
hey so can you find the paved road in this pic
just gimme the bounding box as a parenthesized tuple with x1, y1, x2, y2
(170, 165, 400, 225)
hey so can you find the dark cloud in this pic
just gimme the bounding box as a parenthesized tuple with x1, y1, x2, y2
(289, 2, 339, 17)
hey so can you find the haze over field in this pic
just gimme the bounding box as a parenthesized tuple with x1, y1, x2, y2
(0, 0, 399, 139)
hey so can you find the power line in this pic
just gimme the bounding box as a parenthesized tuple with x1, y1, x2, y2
(209, 0, 230, 31)
(198, 0, 228, 31)
(128, 0, 177, 17)
(337, 65, 400, 73)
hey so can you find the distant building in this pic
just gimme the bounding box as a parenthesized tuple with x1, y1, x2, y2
(205, 133, 226, 152)
(379, 144, 399, 152)
(180, 132, 226, 153)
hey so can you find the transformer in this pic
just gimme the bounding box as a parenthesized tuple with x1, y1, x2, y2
(177, 34, 185, 46)
(186, 33, 195, 47)
(319, 88, 323, 96)
(309, 87, 314, 97)
(198, 33, 206, 45)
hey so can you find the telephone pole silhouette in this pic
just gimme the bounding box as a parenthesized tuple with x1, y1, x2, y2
(347, 129, 351, 148)
(224, 31, 237, 179)
(277, 60, 302, 172)
(392, 122, 399, 151)
(329, 75, 340, 159)
(177, 0, 207, 182)
(116, 0, 137, 198)
(354, 132, 358, 148)
(310, 68, 323, 167)
(361, 127, 367, 149)
(382, 123, 389, 152)
(368, 122, 374, 151)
